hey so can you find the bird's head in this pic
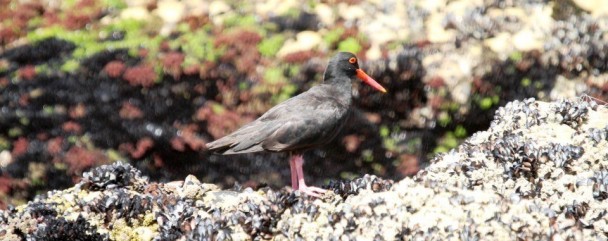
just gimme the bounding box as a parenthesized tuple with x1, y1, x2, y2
(326, 52, 387, 93)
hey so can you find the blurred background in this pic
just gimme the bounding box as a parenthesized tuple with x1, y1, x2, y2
(0, 0, 607, 207)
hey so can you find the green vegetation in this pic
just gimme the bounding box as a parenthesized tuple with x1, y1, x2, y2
(434, 125, 467, 154)
(172, 26, 224, 65)
(8, 127, 22, 138)
(479, 97, 493, 110)
(338, 37, 362, 53)
(475, 94, 499, 110)
(263, 67, 285, 84)
(211, 103, 226, 114)
(258, 35, 286, 57)
(323, 28, 344, 46)
(101, 0, 128, 9)
(223, 14, 257, 28)
(438, 111, 452, 127)
(262, 66, 297, 104)
(521, 77, 531, 87)
(60, 59, 80, 73)
(274, 84, 297, 104)
(433, 132, 459, 154)
(509, 51, 523, 62)
(454, 125, 467, 138)
(0, 137, 10, 151)
(27, 18, 163, 71)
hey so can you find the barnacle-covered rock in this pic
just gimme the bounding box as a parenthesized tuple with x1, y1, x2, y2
(79, 162, 146, 191)
(1, 98, 607, 240)
(324, 174, 393, 198)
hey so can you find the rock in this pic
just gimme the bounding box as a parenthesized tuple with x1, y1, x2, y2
(208, 0, 231, 25)
(2, 99, 607, 240)
(315, 4, 335, 26)
(155, 0, 186, 35)
(513, 28, 544, 52)
(0, 150, 12, 168)
(337, 3, 366, 21)
(549, 75, 588, 100)
(277, 31, 322, 57)
(255, 0, 298, 17)
(484, 32, 513, 59)
(426, 12, 456, 43)
(120, 6, 152, 21)
(572, 0, 608, 17)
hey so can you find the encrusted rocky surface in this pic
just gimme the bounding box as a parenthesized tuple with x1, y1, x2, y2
(2, 0, 608, 209)
(1, 98, 607, 240)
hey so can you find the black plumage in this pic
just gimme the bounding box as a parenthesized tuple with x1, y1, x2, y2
(206, 52, 386, 197)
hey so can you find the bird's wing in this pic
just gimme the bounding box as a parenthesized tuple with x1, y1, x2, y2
(206, 88, 348, 154)
(261, 99, 348, 152)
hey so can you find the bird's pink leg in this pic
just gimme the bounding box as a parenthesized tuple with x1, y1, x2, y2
(289, 155, 299, 190)
(292, 154, 327, 197)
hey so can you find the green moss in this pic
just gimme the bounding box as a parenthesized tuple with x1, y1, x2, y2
(173, 27, 223, 63)
(61, 0, 80, 9)
(534, 80, 544, 89)
(27, 16, 43, 29)
(340, 171, 359, 180)
(67, 135, 78, 144)
(273, 83, 297, 104)
(287, 65, 300, 77)
(521, 77, 531, 87)
(27, 18, 162, 71)
(509, 51, 523, 62)
(383, 138, 396, 152)
(27, 26, 95, 46)
(211, 103, 226, 114)
(323, 28, 344, 46)
(61, 59, 80, 73)
(438, 112, 451, 127)
(405, 137, 422, 153)
(31, 177, 45, 186)
(258, 35, 285, 57)
(433, 145, 449, 154)
(362, 149, 374, 163)
(379, 125, 389, 138)
(238, 82, 249, 91)
(19, 117, 29, 126)
(263, 67, 285, 84)
(8, 127, 22, 137)
(105, 18, 145, 34)
(338, 37, 362, 53)
(372, 163, 384, 174)
(479, 97, 493, 110)
(43, 105, 55, 115)
(54, 162, 68, 171)
(106, 149, 126, 162)
(492, 95, 500, 104)
(441, 101, 460, 112)
(223, 14, 257, 28)
(101, 0, 127, 9)
(0, 137, 9, 151)
(104, 19, 164, 58)
(433, 132, 459, 154)
(454, 125, 467, 138)
(34, 64, 51, 75)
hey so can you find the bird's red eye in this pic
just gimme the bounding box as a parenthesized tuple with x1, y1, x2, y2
(348, 57, 357, 64)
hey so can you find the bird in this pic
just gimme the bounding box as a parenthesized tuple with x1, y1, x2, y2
(206, 52, 387, 197)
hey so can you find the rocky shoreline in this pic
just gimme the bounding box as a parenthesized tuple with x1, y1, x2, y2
(2, 98, 606, 240)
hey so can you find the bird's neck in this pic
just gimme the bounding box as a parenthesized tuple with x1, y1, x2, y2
(322, 76, 353, 103)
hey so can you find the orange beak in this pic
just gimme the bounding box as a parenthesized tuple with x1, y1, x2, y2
(356, 69, 387, 93)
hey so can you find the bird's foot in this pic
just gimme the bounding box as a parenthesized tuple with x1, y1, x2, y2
(298, 185, 327, 198)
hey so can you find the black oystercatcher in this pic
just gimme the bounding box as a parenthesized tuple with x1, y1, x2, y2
(206, 52, 386, 197)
